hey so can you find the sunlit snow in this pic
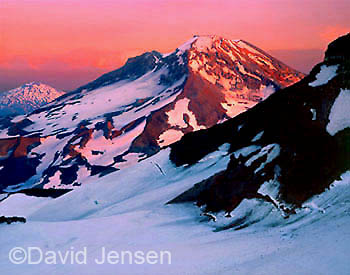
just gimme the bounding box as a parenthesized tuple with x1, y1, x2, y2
(327, 89, 350, 135)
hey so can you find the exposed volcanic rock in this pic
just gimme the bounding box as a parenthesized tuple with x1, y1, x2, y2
(0, 216, 26, 224)
(0, 136, 42, 191)
(169, 34, 350, 216)
(0, 35, 303, 192)
(129, 71, 229, 155)
(0, 138, 18, 157)
(177, 71, 229, 127)
(325, 33, 350, 61)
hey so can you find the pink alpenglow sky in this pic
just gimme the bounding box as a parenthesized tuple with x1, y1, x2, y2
(0, 0, 349, 92)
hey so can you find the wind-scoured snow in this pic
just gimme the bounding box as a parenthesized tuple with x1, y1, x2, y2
(309, 65, 338, 87)
(327, 89, 350, 135)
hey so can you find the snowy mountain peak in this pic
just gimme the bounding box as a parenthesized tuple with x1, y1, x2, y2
(0, 82, 64, 117)
(0, 36, 303, 191)
(186, 35, 304, 89)
(21, 81, 44, 87)
(177, 34, 240, 50)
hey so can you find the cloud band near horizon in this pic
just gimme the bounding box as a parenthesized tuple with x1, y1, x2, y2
(0, 0, 349, 91)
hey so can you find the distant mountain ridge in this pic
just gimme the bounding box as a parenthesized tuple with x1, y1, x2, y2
(0, 82, 64, 117)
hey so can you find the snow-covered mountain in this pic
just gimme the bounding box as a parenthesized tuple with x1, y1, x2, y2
(0, 82, 64, 117)
(169, 33, 350, 216)
(0, 35, 303, 192)
(0, 34, 349, 275)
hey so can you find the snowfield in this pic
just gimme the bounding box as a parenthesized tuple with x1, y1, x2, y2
(0, 144, 349, 274)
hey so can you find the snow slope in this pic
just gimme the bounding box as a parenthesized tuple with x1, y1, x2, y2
(0, 146, 349, 274)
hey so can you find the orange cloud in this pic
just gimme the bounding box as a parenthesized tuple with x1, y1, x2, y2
(1, 0, 350, 92)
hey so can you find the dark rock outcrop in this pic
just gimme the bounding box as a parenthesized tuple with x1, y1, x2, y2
(0, 216, 26, 224)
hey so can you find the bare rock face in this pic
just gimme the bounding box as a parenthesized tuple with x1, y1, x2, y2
(0, 216, 26, 224)
(325, 33, 350, 61)
(0, 35, 303, 192)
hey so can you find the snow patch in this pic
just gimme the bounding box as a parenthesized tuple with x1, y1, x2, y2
(261, 85, 275, 99)
(10, 115, 27, 123)
(258, 165, 282, 206)
(245, 144, 281, 173)
(158, 129, 184, 147)
(310, 108, 317, 120)
(309, 65, 338, 87)
(251, 131, 264, 142)
(193, 36, 214, 51)
(327, 89, 350, 135)
(44, 170, 63, 189)
(166, 98, 205, 131)
(258, 179, 280, 206)
(233, 145, 261, 158)
(75, 120, 146, 166)
(221, 94, 257, 118)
